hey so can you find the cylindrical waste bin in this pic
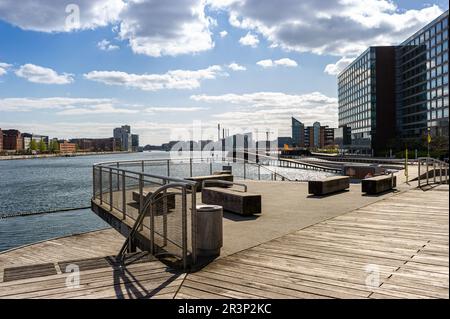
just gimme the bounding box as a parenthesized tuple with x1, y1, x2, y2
(195, 205, 223, 257)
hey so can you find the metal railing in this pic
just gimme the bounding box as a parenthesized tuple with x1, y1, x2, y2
(91, 157, 293, 269)
(417, 157, 449, 188)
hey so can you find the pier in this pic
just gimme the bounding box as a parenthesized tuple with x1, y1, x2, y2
(0, 171, 447, 298)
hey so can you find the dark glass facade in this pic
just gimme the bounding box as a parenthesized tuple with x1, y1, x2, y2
(338, 10, 449, 155)
(396, 11, 449, 139)
(291, 117, 305, 147)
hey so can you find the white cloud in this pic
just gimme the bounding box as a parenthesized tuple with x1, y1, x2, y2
(256, 58, 297, 68)
(324, 57, 354, 76)
(84, 65, 227, 91)
(238, 32, 259, 47)
(15, 64, 74, 85)
(97, 39, 119, 51)
(0, 62, 12, 76)
(145, 106, 208, 113)
(228, 62, 246, 71)
(219, 30, 228, 38)
(212, 0, 444, 56)
(0, 0, 124, 32)
(191, 91, 338, 135)
(117, 0, 215, 57)
(57, 104, 138, 115)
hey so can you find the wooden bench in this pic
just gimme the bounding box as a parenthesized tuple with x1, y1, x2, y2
(308, 176, 350, 195)
(132, 189, 176, 214)
(362, 175, 396, 194)
(186, 174, 233, 191)
(201, 182, 261, 216)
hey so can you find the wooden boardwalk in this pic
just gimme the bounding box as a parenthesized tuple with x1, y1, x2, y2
(0, 186, 448, 299)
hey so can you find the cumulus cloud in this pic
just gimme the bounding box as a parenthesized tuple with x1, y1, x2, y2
(211, 0, 444, 56)
(191, 91, 338, 134)
(0, 62, 12, 76)
(84, 65, 227, 91)
(238, 32, 259, 47)
(228, 62, 246, 71)
(0, 0, 124, 32)
(256, 58, 298, 68)
(219, 30, 228, 38)
(145, 106, 208, 113)
(117, 0, 214, 57)
(324, 57, 354, 75)
(15, 64, 74, 84)
(97, 39, 119, 51)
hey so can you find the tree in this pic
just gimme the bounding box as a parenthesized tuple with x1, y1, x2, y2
(49, 140, 59, 153)
(38, 140, 47, 153)
(30, 139, 38, 151)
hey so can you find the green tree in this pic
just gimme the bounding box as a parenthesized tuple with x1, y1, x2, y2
(38, 140, 47, 153)
(30, 139, 38, 151)
(49, 140, 59, 153)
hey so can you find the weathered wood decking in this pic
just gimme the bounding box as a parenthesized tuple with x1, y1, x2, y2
(0, 186, 448, 299)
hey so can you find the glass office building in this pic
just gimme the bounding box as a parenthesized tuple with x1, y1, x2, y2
(396, 11, 449, 140)
(291, 117, 305, 147)
(338, 10, 448, 155)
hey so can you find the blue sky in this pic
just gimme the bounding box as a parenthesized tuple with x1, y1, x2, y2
(0, 0, 448, 144)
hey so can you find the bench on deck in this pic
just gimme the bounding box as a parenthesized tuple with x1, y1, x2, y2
(201, 180, 261, 216)
(186, 174, 234, 191)
(132, 189, 176, 214)
(308, 176, 350, 196)
(362, 174, 397, 194)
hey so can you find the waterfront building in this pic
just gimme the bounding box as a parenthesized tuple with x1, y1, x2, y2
(113, 125, 132, 152)
(131, 134, 140, 152)
(70, 138, 119, 152)
(2, 129, 23, 151)
(303, 123, 335, 149)
(59, 141, 77, 154)
(22, 133, 49, 151)
(334, 125, 352, 149)
(338, 11, 448, 155)
(0, 128, 3, 152)
(291, 117, 305, 147)
(277, 137, 293, 149)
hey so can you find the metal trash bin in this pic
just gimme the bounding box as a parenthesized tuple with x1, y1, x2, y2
(195, 205, 223, 257)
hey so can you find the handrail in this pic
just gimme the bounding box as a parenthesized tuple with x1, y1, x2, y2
(202, 180, 248, 192)
(417, 157, 449, 188)
(116, 181, 196, 267)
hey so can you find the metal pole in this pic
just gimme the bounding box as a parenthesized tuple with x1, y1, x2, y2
(122, 171, 126, 219)
(141, 160, 144, 173)
(99, 167, 103, 204)
(426, 158, 429, 185)
(150, 202, 154, 255)
(439, 162, 442, 184)
(92, 166, 96, 199)
(243, 161, 246, 180)
(139, 174, 144, 231)
(258, 165, 261, 180)
(116, 162, 120, 191)
(210, 161, 213, 175)
(190, 158, 193, 177)
(109, 168, 113, 211)
(182, 187, 187, 270)
(191, 184, 197, 266)
(433, 161, 436, 184)
(418, 160, 421, 188)
(163, 189, 167, 247)
(167, 159, 170, 177)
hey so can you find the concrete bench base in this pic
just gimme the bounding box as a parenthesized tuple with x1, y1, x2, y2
(362, 175, 396, 194)
(132, 190, 176, 214)
(308, 176, 350, 195)
(201, 187, 261, 216)
(186, 174, 234, 191)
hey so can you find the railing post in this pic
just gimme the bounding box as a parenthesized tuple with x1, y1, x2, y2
(258, 165, 261, 180)
(139, 174, 144, 231)
(439, 162, 442, 184)
(141, 160, 144, 173)
(210, 161, 213, 175)
(122, 171, 126, 220)
(182, 187, 188, 270)
(99, 166, 103, 204)
(163, 189, 168, 247)
(167, 159, 170, 177)
(191, 183, 197, 266)
(116, 162, 120, 191)
(109, 168, 113, 211)
(433, 161, 436, 184)
(426, 158, 429, 185)
(150, 202, 154, 255)
(243, 161, 246, 180)
(92, 166, 96, 199)
(418, 159, 421, 188)
(190, 158, 193, 177)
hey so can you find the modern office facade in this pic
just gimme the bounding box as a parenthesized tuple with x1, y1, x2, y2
(338, 11, 448, 155)
(396, 11, 449, 141)
(291, 117, 305, 147)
